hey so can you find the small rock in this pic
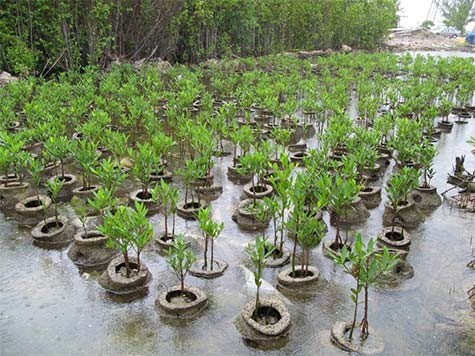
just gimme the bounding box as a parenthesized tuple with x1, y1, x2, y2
(0, 71, 18, 86)
(341, 44, 352, 53)
(81, 272, 90, 280)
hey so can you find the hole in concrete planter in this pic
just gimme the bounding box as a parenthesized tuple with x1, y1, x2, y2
(362, 187, 373, 193)
(25, 200, 42, 208)
(166, 290, 197, 304)
(41, 221, 64, 234)
(78, 186, 96, 192)
(136, 191, 152, 200)
(115, 261, 139, 274)
(58, 176, 73, 183)
(265, 246, 282, 259)
(289, 270, 315, 278)
(83, 232, 103, 239)
(251, 185, 268, 193)
(385, 231, 404, 241)
(252, 306, 281, 326)
(183, 202, 201, 210)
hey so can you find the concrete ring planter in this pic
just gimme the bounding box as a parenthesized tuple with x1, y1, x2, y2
(382, 201, 424, 228)
(156, 285, 207, 318)
(330, 321, 384, 354)
(409, 186, 442, 210)
(288, 143, 307, 153)
(68, 230, 119, 270)
(98, 256, 152, 295)
(240, 297, 291, 337)
(377, 226, 411, 249)
(265, 247, 290, 268)
(31, 216, 74, 248)
(377, 152, 391, 167)
(72, 185, 100, 201)
(15, 195, 52, 227)
(232, 199, 270, 231)
(290, 151, 309, 166)
(359, 163, 382, 181)
(129, 189, 158, 215)
(0, 181, 30, 214)
(196, 185, 223, 201)
(50, 174, 78, 202)
(277, 266, 320, 289)
(227, 165, 252, 184)
(377, 259, 414, 287)
(40, 161, 60, 180)
(176, 200, 208, 220)
(330, 197, 369, 226)
(190, 174, 214, 188)
(243, 183, 273, 200)
(437, 120, 453, 132)
(150, 169, 173, 183)
(322, 241, 352, 260)
(189, 259, 228, 278)
(0, 173, 19, 184)
(358, 186, 382, 209)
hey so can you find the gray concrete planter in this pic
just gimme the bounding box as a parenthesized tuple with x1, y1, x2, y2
(150, 169, 173, 183)
(265, 247, 290, 268)
(232, 199, 270, 231)
(176, 200, 208, 220)
(189, 258, 228, 278)
(382, 201, 424, 228)
(196, 185, 223, 201)
(409, 186, 442, 210)
(243, 183, 273, 200)
(67, 230, 118, 270)
(377, 226, 411, 250)
(277, 266, 320, 289)
(155, 285, 208, 318)
(330, 197, 370, 226)
(0, 181, 30, 214)
(73, 185, 100, 201)
(0, 173, 19, 184)
(358, 186, 382, 209)
(377, 152, 391, 167)
(330, 321, 384, 354)
(129, 189, 158, 215)
(227, 164, 252, 184)
(234, 297, 291, 349)
(290, 151, 309, 166)
(15, 195, 52, 227)
(359, 163, 382, 182)
(31, 216, 74, 248)
(437, 120, 453, 132)
(98, 256, 152, 295)
(49, 174, 78, 202)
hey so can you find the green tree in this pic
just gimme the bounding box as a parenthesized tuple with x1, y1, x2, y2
(438, 0, 475, 34)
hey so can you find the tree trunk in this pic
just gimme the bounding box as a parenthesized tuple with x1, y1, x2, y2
(123, 252, 130, 278)
(203, 235, 209, 270)
(210, 238, 214, 271)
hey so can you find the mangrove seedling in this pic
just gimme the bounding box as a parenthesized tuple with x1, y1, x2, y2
(197, 207, 224, 271)
(329, 234, 397, 340)
(45, 177, 63, 230)
(245, 235, 275, 313)
(93, 157, 127, 195)
(151, 180, 180, 239)
(100, 202, 153, 277)
(167, 233, 197, 293)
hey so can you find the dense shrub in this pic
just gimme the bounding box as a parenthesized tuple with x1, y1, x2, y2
(0, 0, 398, 75)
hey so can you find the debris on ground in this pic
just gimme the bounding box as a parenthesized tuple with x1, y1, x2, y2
(386, 28, 475, 52)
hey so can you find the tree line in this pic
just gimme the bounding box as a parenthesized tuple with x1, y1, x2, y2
(0, 0, 398, 76)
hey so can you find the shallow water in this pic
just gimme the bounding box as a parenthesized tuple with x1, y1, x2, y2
(2, 55, 475, 356)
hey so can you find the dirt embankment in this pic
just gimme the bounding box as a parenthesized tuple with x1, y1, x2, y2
(386, 28, 475, 52)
